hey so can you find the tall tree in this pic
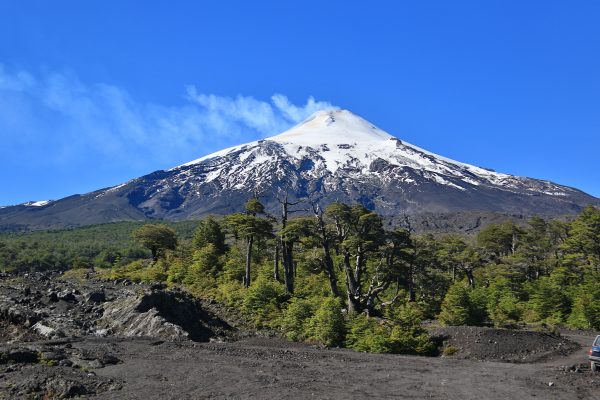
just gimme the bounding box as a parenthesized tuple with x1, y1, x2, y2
(311, 203, 340, 298)
(193, 216, 228, 255)
(437, 235, 482, 287)
(563, 205, 600, 272)
(131, 224, 178, 261)
(225, 198, 273, 288)
(477, 221, 523, 258)
(326, 203, 387, 313)
(276, 191, 304, 293)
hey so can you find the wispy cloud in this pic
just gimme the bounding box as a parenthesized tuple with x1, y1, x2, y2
(0, 64, 337, 173)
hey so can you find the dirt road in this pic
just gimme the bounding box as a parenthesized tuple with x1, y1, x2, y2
(82, 334, 598, 400)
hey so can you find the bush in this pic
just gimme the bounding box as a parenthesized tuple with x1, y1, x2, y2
(346, 304, 434, 355)
(215, 280, 245, 308)
(387, 303, 435, 355)
(489, 296, 521, 327)
(306, 297, 346, 347)
(183, 244, 222, 289)
(442, 345, 459, 356)
(467, 287, 489, 326)
(438, 282, 472, 326)
(167, 258, 188, 284)
(526, 276, 570, 324)
(486, 275, 522, 327)
(61, 268, 94, 282)
(567, 273, 600, 329)
(279, 297, 316, 341)
(345, 313, 390, 353)
(242, 277, 286, 328)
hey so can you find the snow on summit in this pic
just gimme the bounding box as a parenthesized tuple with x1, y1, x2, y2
(175, 109, 571, 196)
(271, 109, 393, 145)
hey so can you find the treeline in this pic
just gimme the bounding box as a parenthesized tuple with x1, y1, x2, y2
(2, 202, 599, 353)
(0, 221, 197, 271)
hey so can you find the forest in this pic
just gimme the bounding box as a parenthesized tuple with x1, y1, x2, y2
(1, 201, 599, 354)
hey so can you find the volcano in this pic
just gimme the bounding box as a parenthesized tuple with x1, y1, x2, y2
(1, 109, 598, 231)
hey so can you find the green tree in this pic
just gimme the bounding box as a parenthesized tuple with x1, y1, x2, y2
(485, 274, 522, 326)
(325, 203, 386, 313)
(477, 221, 522, 258)
(438, 281, 472, 326)
(568, 272, 600, 329)
(562, 205, 600, 272)
(184, 244, 223, 287)
(280, 217, 314, 294)
(280, 297, 316, 341)
(192, 217, 228, 255)
(437, 236, 482, 287)
(307, 297, 346, 347)
(387, 303, 435, 355)
(225, 199, 273, 288)
(131, 224, 178, 261)
(526, 273, 571, 324)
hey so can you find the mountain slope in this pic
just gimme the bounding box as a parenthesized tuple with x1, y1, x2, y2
(1, 109, 598, 231)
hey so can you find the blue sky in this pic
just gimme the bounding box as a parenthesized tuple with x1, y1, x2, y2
(1, 0, 599, 205)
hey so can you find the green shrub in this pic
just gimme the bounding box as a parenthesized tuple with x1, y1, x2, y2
(306, 297, 345, 347)
(61, 268, 93, 282)
(387, 303, 435, 355)
(346, 304, 434, 355)
(442, 345, 459, 356)
(567, 273, 600, 329)
(485, 275, 522, 327)
(242, 277, 286, 328)
(467, 287, 489, 325)
(345, 313, 390, 353)
(438, 282, 472, 326)
(215, 280, 245, 308)
(279, 297, 316, 341)
(526, 276, 570, 324)
(166, 258, 188, 284)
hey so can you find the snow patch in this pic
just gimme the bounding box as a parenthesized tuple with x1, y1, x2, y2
(23, 200, 52, 207)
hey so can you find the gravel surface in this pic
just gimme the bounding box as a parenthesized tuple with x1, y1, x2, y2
(0, 272, 598, 399)
(430, 325, 581, 362)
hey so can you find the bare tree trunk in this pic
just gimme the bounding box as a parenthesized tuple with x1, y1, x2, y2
(313, 206, 340, 298)
(343, 251, 362, 313)
(279, 196, 294, 294)
(408, 262, 416, 302)
(282, 241, 294, 293)
(273, 241, 280, 282)
(322, 245, 339, 297)
(403, 214, 417, 302)
(465, 268, 475, 288)
(244, 235, 254, 288)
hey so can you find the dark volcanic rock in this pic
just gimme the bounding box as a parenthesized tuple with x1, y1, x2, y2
(99, 289, 233, 342)
(0, 272, 234, 344)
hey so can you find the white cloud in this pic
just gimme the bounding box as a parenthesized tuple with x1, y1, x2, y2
(0, 65, 337, 173)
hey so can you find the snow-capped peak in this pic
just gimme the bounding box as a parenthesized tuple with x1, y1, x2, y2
(271, 109, 393, 146)
(174, 108, 571, 197)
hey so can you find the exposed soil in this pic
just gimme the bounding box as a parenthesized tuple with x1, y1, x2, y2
(430, 325, 581, 362)
(0, 272, 598, 399)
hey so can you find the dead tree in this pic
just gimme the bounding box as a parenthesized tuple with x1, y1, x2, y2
(311, 202, 340, 298)
(401, 214, 417, 302)
(276, 190, 303, 294)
